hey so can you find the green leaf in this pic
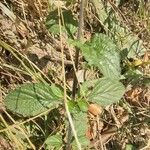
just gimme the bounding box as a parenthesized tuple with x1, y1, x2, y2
(79, 79, 98, 97)
(5, 83, 63, 117)
(144, 79, 150, 89)
(80, 78, 125, 106)
(92, 0, 110, 25)
(79, 34, 121, 79)
(68, 101, 80, 113)
(125, 144, 136, 150)
(68, 99, 88, 114)
(73, 112, 87, 136)
(72, 111, 89, 148)
(50, 84, 64, 98)
(72, 136, 89, 150)
(46, 10, 77, 37)
(93, 0, 146, 59)
(77, 99, 88, 112)
(45, 134, 62, 150)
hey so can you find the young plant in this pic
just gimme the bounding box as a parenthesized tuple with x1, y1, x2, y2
(4, 33, 126, 149)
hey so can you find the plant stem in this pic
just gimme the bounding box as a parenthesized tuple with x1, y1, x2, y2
(72, 0, 85, 99)
(57, 2, 84, 149)
(65, 0, 85, 149)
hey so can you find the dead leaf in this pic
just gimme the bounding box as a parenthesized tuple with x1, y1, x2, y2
(88, 103, 103, 116)
(16, 22, 29, 38)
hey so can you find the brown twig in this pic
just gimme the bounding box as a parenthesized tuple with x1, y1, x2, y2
(72, 0, 85, 99)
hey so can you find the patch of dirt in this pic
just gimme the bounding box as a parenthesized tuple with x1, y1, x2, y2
(0, 136, 14, 150)
(0, 0, 71, 86)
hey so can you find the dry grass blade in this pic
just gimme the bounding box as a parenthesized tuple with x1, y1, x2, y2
(0, 2, 16, 21)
